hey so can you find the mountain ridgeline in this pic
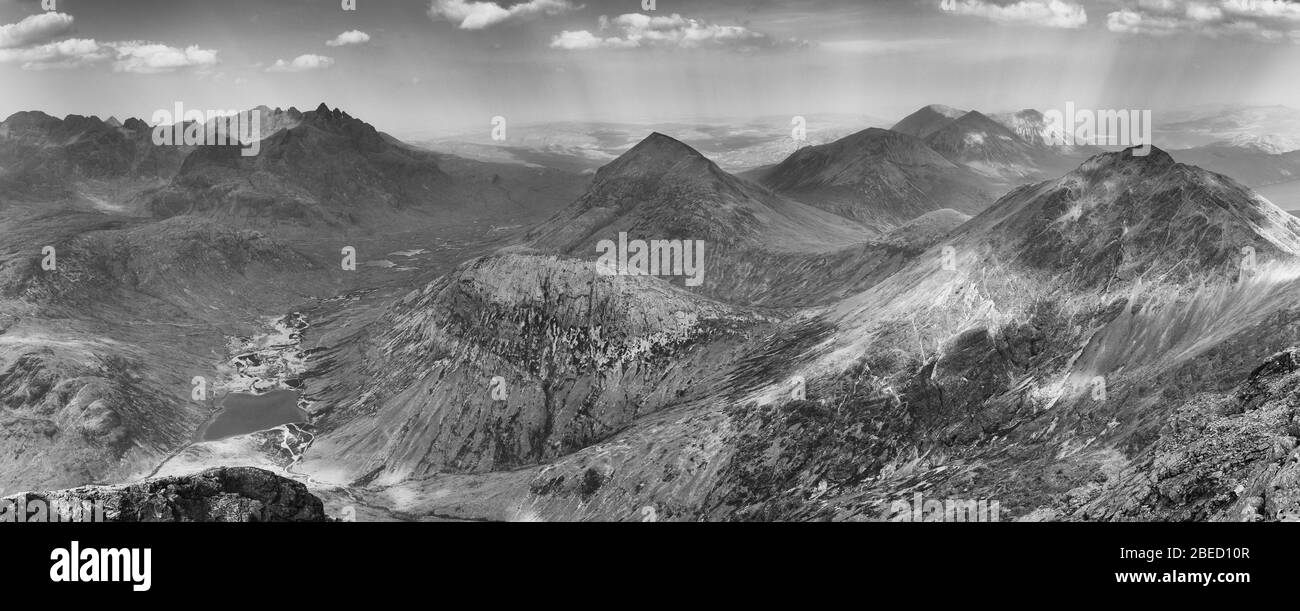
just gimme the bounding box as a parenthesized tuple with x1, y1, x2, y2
(8, 102, 1300, 523)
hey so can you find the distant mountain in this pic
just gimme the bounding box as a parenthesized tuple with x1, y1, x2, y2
(142, 103, 584, 230)
(1154, 104, 1300, 151)
(922, 110, 1043, 180)
(895, 105, 1107, 181)
(954, 146, 1300, 287)
(891, 104, 966, 139)
(419, 114, 888, 174)
(528, 132, 871, 253)
(523, 132, 894, 305)
(755, 127, 994, 227)
(1211, 133, 1300, 155)
(1170, 144, 1300, 189)
(0, 111, 184, 201)
(144, 103, 452, 226)
(989, 108, 1102, 156)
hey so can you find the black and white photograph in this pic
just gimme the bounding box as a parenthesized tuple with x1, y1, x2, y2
(1, 0, 1296, 596)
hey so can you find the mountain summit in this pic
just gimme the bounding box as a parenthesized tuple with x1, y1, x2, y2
(528, 131, 870, 253)
(891, 104, 967, 139)
(147, 104, 451, 226)
(756, 126, 994, 227)
(955, 145, 1300, 287)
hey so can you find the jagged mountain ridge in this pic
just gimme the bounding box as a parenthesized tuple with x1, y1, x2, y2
(0, 111, 184, 202)
(146, 104, 452, 226)
(141, 103, 585, 231)
(14, 100, 1300, 522)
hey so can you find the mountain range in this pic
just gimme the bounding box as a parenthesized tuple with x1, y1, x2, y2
(7, 101, 1300, 524)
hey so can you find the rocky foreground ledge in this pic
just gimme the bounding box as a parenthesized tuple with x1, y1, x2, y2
(2, 467, 327, 522)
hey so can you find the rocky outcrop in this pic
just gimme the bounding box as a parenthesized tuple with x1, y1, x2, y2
(1071, 348, 1300, 522)
(298, 252, 773, 485)
(2, 467, 326, 522)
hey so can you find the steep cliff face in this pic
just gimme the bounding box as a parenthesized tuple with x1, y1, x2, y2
(297, 252, 775, 486)
(2, 467, 326, 522)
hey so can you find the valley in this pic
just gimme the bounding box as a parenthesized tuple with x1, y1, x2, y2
(7, 102, 1300, 523)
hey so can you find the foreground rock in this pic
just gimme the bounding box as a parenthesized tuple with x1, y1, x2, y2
(2, 467, 326, 522)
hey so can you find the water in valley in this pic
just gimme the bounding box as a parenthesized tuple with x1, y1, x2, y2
(200, 389, 308, 441)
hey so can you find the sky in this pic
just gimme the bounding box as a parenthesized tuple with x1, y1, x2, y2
(1, 0, 1299, 137)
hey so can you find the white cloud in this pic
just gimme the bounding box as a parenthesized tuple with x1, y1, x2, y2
(0, 38, 107, 70)
(109, 41, 218, 73)
(1106, 0, 1300, 41)
(550, 29, 636, 50)
(428, 0, 577, 30)
(0, 38, 219, 72)
(326, 30, 371, 46)
(266, 54, 335, 72)
(938, 0, 1088, 29)
(0, 12, 75, 49)
(0, 12, 220, 72)
(550, 13, 808, 51)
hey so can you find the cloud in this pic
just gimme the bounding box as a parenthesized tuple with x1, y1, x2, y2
(550, 13, 809, 51)
(937, 0, 1088, 28)
(109, 41, 218, 73)
(0, 38, 108, 70)
(820, 38, 954, 53)
(428, 0, 577, 30)
(266, 54, 335, 72)
(0, 38, 219, 72)
(1106, 0, 1300, 41)
(326, 30, 371, 46)
(0, 11, 75, 49)
(0, 11, 221, 72)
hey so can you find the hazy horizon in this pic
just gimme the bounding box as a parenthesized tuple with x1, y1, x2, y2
(4, 0, 1300, 137)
